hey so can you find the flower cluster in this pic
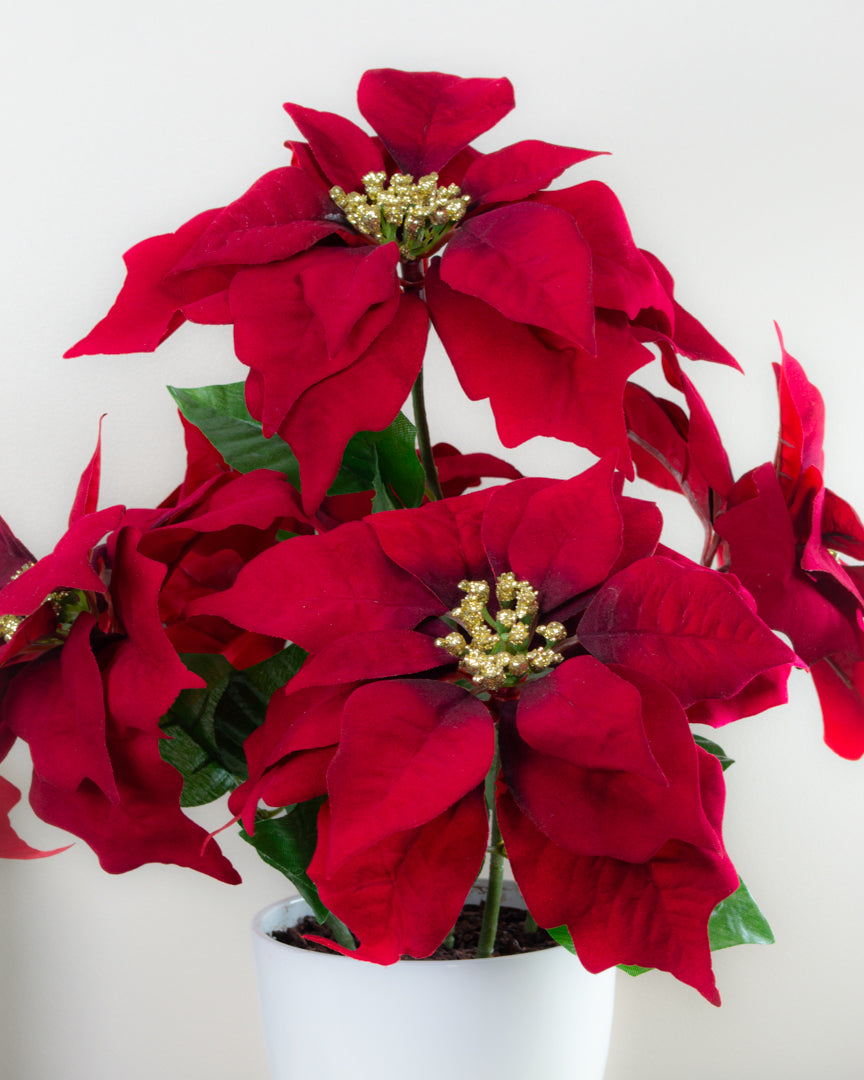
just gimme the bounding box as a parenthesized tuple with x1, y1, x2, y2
(3, 67, 861, 1006)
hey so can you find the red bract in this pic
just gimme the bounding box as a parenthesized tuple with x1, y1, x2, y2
(199, 464, 795, 999)
(0, 424, 307, 879)
(627, 331, 864, 757)
(712, 338, 864, 758)
(119, 413, 313, 668)
(67, 69, 735, 513)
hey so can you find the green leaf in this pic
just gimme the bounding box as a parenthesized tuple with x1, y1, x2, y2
(241, 800, 331, 923)
(618, 963, 653, 977)
(708, 879, 774, 951)
(545, 924, 578, 955)
(168, 383, 301, 484)
(694, 733, 735, 770)
(329, 414, 424, 510)
(372, 412, 425, 509)
(210, 645, 306, 777)
(160, 654, 239, 806)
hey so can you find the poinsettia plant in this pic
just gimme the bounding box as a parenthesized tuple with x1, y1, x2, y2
(2, 67, 863, 1007)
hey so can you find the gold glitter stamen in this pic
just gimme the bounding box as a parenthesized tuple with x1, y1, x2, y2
(434, 573, 563, 693)
(330, 172, 471, 260)
(0, 562, 34, 643)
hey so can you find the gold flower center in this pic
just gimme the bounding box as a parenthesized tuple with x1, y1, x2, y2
(435, 573, 565, 693)
(329, 171, 471, 260)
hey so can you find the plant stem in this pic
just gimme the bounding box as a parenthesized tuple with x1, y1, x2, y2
(523, 912, 538, 934)
(476, 755, 505, 958)
(411, 366, 444, 502)
(401, 257, 443, 503)
(324, 911, 357, 952)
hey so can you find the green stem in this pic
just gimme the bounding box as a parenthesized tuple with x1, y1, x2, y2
(523, 911, 538, 935)
(477, 740, 505, 959)
(411, 365, 444, 502)
(324, 911, 357, 952)
(402, 257, 443, 504)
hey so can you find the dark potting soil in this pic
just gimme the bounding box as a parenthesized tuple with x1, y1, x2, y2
(270, 903, 559, 960)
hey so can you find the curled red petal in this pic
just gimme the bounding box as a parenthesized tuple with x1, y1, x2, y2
(0, 774, 69, 859)
(325, 679, 494, 870)
(461, 141, 605, 206)
(357, 68, 514, 177)
(283, 102, 386, 192)
(65, 209, 223, 357)
(579, 555, 799, 707)
(309, 789, 488, 963)
(173, 168, 341, 272)
(195, 521, 437, 652)
(440, 202, 595, 353)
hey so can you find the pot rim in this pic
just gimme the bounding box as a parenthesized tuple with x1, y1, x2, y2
(251, 879, 565, 967)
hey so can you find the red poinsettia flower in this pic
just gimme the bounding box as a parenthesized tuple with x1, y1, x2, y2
(626, 331, 864, 757)
(67, 69, 736, 514)
(0, 424, 305, 877)
(118, 413, 314, 668)
(199, 461, 795, 1001)
(713, 338, 864, 758)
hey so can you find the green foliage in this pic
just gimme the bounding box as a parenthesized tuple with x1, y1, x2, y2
(693, 733, 735, 770)
(160, 646, 306, 805)
(707, 879, 774, 951)
(240, 800, 331, 923)
(168, 381, 425, 510)
(167, 383, 301, 484)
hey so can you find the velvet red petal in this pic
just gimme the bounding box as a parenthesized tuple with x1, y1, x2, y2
(502, 667, 716, 861)
(432, 444, 522, 498)
(0, 774, 68, 859)
(498, 750, 738, 1004)
(287, 630, 448, 695)
(504, 459, 623, 610)
(775, 338, 825, 499)
(440, 202, 595, 352)
(229, 249, 401, 438)
(325, 679, 494, 870)
(105, 529, 205, 731)
(309, 788, 488, 963)
(274, 291, 427, 515)
(283, 102, 386, 192)
(461, 141, 604, 207)
(480, 477, 560, 580)
(714, 465, 860, 664)
(579, 555, 798, 706)
(69, 421, 104, 526)
(65, 209, 223, 357)
(0, 506, 123, 618)
(515, 655, 663, 783)
(427, 265, 651, 468)
(357, 69, 514, 177)
(0, 515, 35, 589)
(638, 250, 741, 370)
(196, 521, 438, 652)
(537, 182, 671, 320)
(366, 486, 493, 610)
(28, 735, 240, 882)
(4, 614, 116, 798)
(810, 647, 864, 760)
(173, 168, 342, 271)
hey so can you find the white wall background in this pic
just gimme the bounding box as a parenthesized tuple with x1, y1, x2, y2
(1, 1, 863, 1076)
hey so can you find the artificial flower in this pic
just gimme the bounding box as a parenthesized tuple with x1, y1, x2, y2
(199, 461, 796, 999)
(0, 421, 306, 879)
(67, 69, 736, 514)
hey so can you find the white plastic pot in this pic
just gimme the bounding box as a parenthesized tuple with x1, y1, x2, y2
(251, 880, 616, 1080)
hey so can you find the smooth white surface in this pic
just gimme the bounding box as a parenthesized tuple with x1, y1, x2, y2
(252, 884, 614, 1080)
(1, 2, 863, 1078)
